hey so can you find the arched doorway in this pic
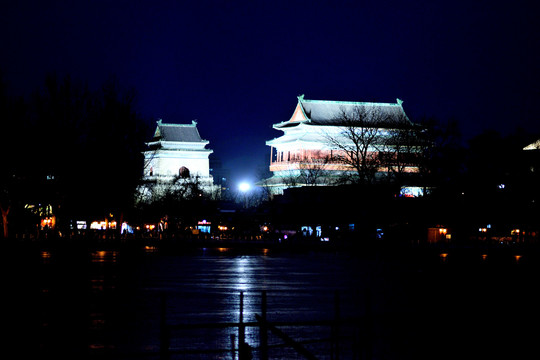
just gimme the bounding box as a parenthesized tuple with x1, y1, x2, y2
(179, 166, 190, 178)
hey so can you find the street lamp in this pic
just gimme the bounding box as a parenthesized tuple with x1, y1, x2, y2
(238, 182, 251, 193)
(238, 182, 251, 208)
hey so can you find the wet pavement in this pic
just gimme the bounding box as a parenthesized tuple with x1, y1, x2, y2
(5, 242, 540, 359)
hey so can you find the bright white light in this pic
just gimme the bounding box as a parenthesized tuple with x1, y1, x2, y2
(238, 182, 251, 193)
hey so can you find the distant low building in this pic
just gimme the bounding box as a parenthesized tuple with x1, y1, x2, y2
(139, 119, 217, 198)
(263, 95, 422, 194)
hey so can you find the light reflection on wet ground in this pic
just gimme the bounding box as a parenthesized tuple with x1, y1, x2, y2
(7, 244, 540, 359)
(135, 252, 368, 358)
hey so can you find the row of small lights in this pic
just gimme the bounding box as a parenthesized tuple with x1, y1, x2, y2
(71, 182, 253, 232)
(441, 226, 527, 236)
(440, 252, 523, 262)
(40, 249, 525, 263)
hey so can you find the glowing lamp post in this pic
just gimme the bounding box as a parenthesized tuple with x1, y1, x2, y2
(239, 182, 251, 193)
(238, 182, 251, 208)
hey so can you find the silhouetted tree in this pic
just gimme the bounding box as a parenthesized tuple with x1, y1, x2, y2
(419, 118, 465, 191)
(297, 155, 333, 186)
(135, 174, 217, 230)
(326, 105, 424, 186)
(383, 119, 427, 186)
(0, 72, 29, 237)
(82, 76, 148, 219)
(325, 106, 386, 185)
(0, 73, 148, 237)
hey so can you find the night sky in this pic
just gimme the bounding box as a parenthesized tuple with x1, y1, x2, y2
(2, 0, 539, 183)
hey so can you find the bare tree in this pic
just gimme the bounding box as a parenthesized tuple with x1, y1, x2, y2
(135, 174, 216, 228)
(256, 167, 275, 201)
(171, 175, 205, 200)
(279, 158, 332, 189)
(382, 119, 426, 184)
(297, 154, 332, 186)
(138, 174, 206, 206)
(0, 196, 9, 238)
(325, 105, 391, 185)
(419, 118, 464, 187)
(282, 169, 301, 188)
(325, 104, 423, 186)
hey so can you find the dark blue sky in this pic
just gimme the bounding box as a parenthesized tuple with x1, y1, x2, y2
(2, 0, 539, 183)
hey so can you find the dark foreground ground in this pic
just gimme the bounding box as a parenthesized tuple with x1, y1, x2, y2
(4, 239, 540, 359)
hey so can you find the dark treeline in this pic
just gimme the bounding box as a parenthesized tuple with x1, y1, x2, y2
(0, 73, 149, 237)
(1, 72, 539, 242)
(425, 121, 540, 201)
(267, 119, 540, 245)
(454, 128, 540, 240)
(405, 120, 540, 243)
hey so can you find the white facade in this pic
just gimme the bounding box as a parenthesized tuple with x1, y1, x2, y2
(145, 148, 211, 179)
(140, 120, 217, 197)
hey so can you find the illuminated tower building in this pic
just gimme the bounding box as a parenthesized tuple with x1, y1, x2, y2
(264, 95, 421, 195)
(140, 119, 216, 197)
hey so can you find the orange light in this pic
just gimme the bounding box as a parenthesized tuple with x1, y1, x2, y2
(91, 250, 118, 263)
(481, 254, 488, 260)
(515, 255, 522, 262)
(144, 246, 158, 253)
(40, 216, 56, 229)
(440, 253, 448, 260)
(438, 228, 447, 235)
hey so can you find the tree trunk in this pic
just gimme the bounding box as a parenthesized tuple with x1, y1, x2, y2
(1, 205, 9, 239)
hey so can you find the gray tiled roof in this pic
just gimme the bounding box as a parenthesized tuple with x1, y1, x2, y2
(302, 99, 409, 125)
(153, 120, 204, 142)
(274, 96, 413, 130)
